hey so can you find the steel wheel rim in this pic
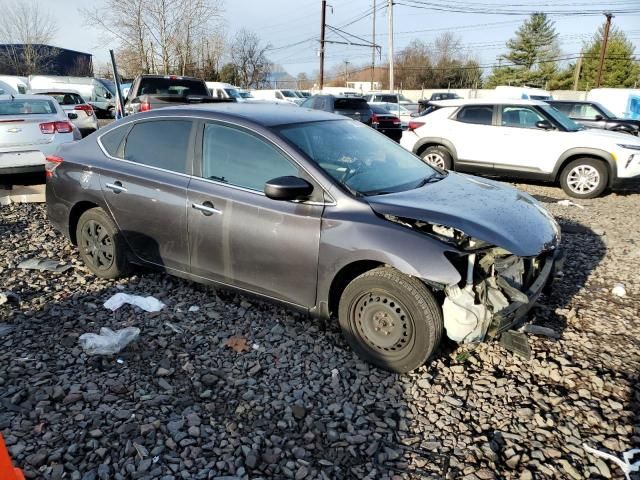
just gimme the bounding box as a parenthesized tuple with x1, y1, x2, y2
(424, 152, 446, 169)
(80, 220, 115, 271)
(351, 291, 414, 358)
(567, 165, 600, 194)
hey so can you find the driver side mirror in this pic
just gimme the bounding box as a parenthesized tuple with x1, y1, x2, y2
(594, 114, 604, 121)
(535, 120, 553, 130)
(264, 176, 314, 201)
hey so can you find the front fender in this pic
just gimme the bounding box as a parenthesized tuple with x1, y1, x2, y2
(316, 209, 462, 314)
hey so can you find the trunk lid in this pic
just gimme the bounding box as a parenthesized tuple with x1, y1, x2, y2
(0, 115, 57, 148)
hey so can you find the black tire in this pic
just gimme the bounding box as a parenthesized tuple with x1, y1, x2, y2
(421, 145, 453, 170)
(338, 267, 443, 373)
(76, 208, 130, 278)
(559, 157, 608, 199)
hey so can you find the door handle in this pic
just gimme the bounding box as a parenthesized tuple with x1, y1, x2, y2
(192, 201, 222, 216)
(106, 181, 127, 194)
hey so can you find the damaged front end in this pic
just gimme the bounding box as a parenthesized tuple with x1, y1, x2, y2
(382, 214, 562, 344)
(442, 246, 561, 343)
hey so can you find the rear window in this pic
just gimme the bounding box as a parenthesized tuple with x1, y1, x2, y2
(0, 99, 57, 115)
(44, 93, 85, 105)
(335, 98, 368, 110)
(137, 78, 209, 97)
(456, 105, 493, 125)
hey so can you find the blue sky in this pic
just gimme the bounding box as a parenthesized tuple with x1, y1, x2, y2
(30, 0, 640, 79)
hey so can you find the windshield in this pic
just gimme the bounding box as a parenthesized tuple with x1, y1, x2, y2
(238, 91, 253, 98)
(540, 105, 582, 132)
(98, 79, 116, 96)
(398, 94, 411, 102)
(278, 120, 443, 196)
(224, 88, 241, 99)
(281, 90, 297, 98)
(594, 102, 616, 118)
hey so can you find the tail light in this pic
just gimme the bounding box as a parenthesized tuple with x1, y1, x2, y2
(139, 101, 151, 112)
(40, 121, 74, 134)
(74, 104, 94, 116)
(407, 120, 425, 132)
(391, 116, 401, 125)
(371, 112, 379, 127)
(45, 155, 63, 178)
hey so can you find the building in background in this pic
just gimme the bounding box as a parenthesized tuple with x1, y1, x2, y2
(0, 44, 93, 76)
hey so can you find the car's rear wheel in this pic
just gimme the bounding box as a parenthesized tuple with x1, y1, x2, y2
(76, 208, 129, 278)
(422, 145, 452, 170)
(338, 267, 443, 373)
(560, 158, 608, 199)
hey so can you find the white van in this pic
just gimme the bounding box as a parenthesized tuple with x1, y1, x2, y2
(205, 82, 244, 101)
(493, 86, 552, 101)
(587, 88, 640, 120)
(0, 76, 29, 94)
(251, 89, 303, 105)
(28, 76, 116, 118)
(320, 86, 361, 97)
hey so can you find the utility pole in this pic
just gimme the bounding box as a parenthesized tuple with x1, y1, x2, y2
(388, 0, 394, 93)
(371, 0, 376, 91)
(344, 60, 350, 87)
(596, 12, 613, 88)
(573, 55, 582, 91)
(319, 0, 327, 90)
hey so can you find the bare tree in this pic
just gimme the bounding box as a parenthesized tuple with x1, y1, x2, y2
(81, 0, 223, 77)
(231, 29, 272, 88)
(0, 0, 58, 75)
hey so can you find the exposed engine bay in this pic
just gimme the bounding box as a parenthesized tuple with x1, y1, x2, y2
(443, 248, 554, 343)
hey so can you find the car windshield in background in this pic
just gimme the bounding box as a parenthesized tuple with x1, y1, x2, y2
(46, 93, 84, 105)
(137, 78, 209, 96)
(540, 105, 582, 132)
(278, 120, 443, 196)
(238, 91, 252, 98)
(224, 88, 241, 99)
(99, 79, 117, 96)
(0, 99, 57, 115)
(335, 98, 368, 110)
(281, 90, 297, 98)
(594, 102, 616, 118)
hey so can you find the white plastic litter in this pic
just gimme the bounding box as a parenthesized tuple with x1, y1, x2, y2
(188, 306, 200, 312)
(331, 368, 339, 378)
(252, 343, 260, 350)
(557, 199, 585, 209)
(164, 321, 184, 334)
(583, 445, 640, 480)
(612, 283, 627, 297)
(104, 293, 165, 312)
(79, 327, 141, 355)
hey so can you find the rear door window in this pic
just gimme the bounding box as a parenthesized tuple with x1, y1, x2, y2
(100, 126, 129, 157)
(456, 105, 494, 125)
(123, 120, 193, 173)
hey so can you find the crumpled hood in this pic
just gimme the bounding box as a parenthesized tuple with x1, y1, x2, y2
(366, 172, 559, 257)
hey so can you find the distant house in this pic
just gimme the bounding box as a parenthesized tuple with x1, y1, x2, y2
(0, 44, 93, 76)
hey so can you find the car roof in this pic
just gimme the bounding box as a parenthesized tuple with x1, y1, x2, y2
(0, 94, 58, 100)
(430, 98, 548, 107)
(29, 89, 83, 96)
(145, 103, 342, 126)
(546, 100, 590, 103)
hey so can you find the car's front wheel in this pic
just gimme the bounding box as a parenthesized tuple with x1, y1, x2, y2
(76, 208, 130, 278)
(421, 145, 453, 170)
(338, 267, 443, 373)
(559, 158, 608, 199)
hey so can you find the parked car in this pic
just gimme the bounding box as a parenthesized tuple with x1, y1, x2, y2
(401, 99, 640, 198)
(375, 102, 414, 127)
(0, 75, 29, 94)
(30, 89, 98, 137)
(301, 95, 373, 124)
(125, 75, 222, 115)
(587, 88, 640, 120)
(46, 104, 561, 373)
(29, 76, 116, 118)
(369, 104, 402, 141)
(206, 82, 244, 102)
(1, 94, 80, 175)
(548, 100, 639, 136)
(251, 89, 304, 105)
(0, 80, 17, 96)
(363, 92, 412, 104)
(297, 90, 311, 98)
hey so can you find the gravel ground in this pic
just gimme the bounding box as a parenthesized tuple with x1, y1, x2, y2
(0, 180, 638, 480)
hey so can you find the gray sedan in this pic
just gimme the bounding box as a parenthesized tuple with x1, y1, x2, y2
(46, 104, 561, 372)
(0, 94, 80, 175)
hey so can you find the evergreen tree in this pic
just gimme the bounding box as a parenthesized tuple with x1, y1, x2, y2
(487, 13, 561, 88)
(577, 27, 640, 89)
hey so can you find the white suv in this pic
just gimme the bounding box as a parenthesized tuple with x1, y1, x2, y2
(401, 99, 640, 198)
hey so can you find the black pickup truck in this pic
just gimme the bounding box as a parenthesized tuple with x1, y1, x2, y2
(124, 75, 230, 115)
(547, 100, 639, 136)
